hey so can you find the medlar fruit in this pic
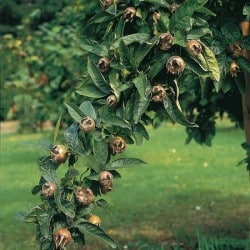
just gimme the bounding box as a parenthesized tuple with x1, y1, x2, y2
(88, 215, 101, 226)
(75, 187, 94, 205)
(158, 33, 174, 51)
(186, 40, 202, 57)
(166, 56, 185, 75)
(106, 94, 118, 108)
(99, 0, 114, 9)
(229, 62, 241, 78)
(169, 2, 180, 13)
(54, 228, 72, 250)
(124, 7, 136, 23)
(227, 42, 244, 58)
(41, 181, 57, 197)
(98, 57, 111, 73)
(50, 145, 68, 164)
(109, 136, 126, 155)
(79, 117, 95, 133)
(99, 171, 113, 194)
(151, 85, 167, 102)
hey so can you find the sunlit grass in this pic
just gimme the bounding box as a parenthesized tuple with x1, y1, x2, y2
(0, 120, 249, 250)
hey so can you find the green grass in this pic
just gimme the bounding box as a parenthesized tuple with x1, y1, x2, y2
(0, 120, 249, 250)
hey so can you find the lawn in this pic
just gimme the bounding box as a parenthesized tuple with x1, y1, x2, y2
(0, 120, 249, 250)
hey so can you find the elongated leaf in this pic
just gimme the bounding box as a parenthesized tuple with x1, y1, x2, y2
(77, 222, 116, 249)
(139, 0, 170, 8)
(169, 0, 208, 31)
(79, 101, 97, 120)
(64, 123, 85, 155)
(65, 103, 84, 123)
(79, 43, 108, 57)
(87, 12, 115, 24)
(37, 138, 54, 151)
(119, 40, 137, 71)
(87, 58, 110, 94)
(135, 36, 158, 65)
(133, 72, 149, 98)
(101, 115, 131, 129)
(54, 189, 75, 219)
(105, 158, 146, 170)
(202, 43, 220, 89)
(94, 139, 108, 165)
(76, 84, 107, 99)
(111, 33, 150, 49)
(163, 96, 198, 127)
(133, 90, 151, 123)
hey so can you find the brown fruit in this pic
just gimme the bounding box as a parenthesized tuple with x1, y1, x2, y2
(106, 94, 118, 108)
(50, 145, 68, 164)
(240, 21, 250, 36)
(227, 42, 244, 58)
(79, 117, 95, 133)
(124, 7, 136, 23)
(99, 0, 114, 9)
(98, 57, 111, 73)
(151, 85, 167, 102)
(88, 215, 101, 226)
(166, 56, 185, 75)
(99, 171, 113, 194)
(75, 187, 94, 205)
(158, 33, 174, 51)
(186, 40, 202, 57)
(109, 136, 126, 155)
(54, 228, 72, 250)
(229, 62, 241, 78)
(41, 181, 57, 197)
(169, 2, 180, 13)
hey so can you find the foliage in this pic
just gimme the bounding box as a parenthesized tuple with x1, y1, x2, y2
(14, 0, 250, 249)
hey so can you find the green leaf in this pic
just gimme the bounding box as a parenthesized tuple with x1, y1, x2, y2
(87, 58, 110, 94)
(37, 138, 54, 151)
(64, 123, 86, 155)
(119, 40, 137, 71)
(133, 72, 149, 98)
(54, 189, 75, 219)
(38, 157, 58, 182)
(169, 0, 208, 32)
(202, 43, 220, 89)
(79, 101, 97, 120)
(139, 0, 170, 8)
(111, 33, 150, 49)
(76, 83, 107, 99)
(135, 36, 158, 65)
(243, 4, 250, 16)
(237, 57, 250, 74)
(87, 12, 115, 24)
(101, 115, 131, 129)
(77, 222, 116, 249)
(196, 6, 216, 16)
(133, 90, 151, 124)
(93, 139, 108, 165)
(79, 42, 108, 57)
(105, 158, 146, 170)
(187, 27, 212, 40)
(163, 96, 198, 127)
(65, 103, 85, 123)
(31, 184, 42, 195)
(134, 123, 149, 140)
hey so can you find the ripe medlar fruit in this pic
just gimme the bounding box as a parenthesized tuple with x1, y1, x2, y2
(88, 215, 101, 226)
(186, 40, 202, 57)
(99, 171, 113, 194)
(75, 187, 94, 205)
(158, 33, 174, 51)
(151, 85, 167, 102)
(54, 228, 72, 250)
(227, 42, 244, 58)
(99, 0, 114, 9)
(169, 2, 180, 13)
(98, 57, 111, 73)
(79, 117, 95, 133)
(109, 136, 126, 155)
(124, 7, 136, 23)
(229, 62, 241, 77)
(50, 145, 68, 164)
(106, 94, 118, 108)
(41, 181, 57, 197)
(166, 56, 185, 75)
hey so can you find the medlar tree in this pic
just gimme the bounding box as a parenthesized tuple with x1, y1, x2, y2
(23, 0, 250, 249)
